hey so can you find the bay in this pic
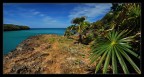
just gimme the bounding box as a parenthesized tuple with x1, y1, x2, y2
(3, 28, 66, 54)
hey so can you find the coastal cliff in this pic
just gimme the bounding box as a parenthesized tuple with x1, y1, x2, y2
(3, 34, 100, 74)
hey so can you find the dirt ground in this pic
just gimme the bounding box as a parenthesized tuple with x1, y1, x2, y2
(3, 34, 97, 74)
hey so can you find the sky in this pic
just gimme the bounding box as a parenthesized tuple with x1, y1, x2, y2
(3, 3, 112, 28)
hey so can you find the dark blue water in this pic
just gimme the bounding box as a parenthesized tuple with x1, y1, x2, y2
(3, 28, 66, 54)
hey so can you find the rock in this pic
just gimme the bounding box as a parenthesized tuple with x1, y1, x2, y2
(16, 47, 23, 51)
(28, 47, 35, 51)
(45, 44, 51, 49)
(10, 65, 31, 74)
(47, 60, 54, 65)
(40, 53, 49, 57)
(79, 60, 85, 65)
(34, 67, 42, 74)
(74, 41, 79, 44)
(16, 66, 31, 74)
(85, 65, 95, 74)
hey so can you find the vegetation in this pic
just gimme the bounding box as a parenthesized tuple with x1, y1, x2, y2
(90, 30, 140, 74)
(64, 16, 91, 44)
(3, 24, 30, 31)
(64, 3, 141, 74)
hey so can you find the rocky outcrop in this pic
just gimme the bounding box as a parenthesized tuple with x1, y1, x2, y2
(3, 34, 97, 74)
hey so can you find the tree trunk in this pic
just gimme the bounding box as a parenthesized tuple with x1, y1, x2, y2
(78, 34, 82, 43)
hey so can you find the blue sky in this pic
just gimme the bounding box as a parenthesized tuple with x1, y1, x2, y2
(3, 3, 112, 28)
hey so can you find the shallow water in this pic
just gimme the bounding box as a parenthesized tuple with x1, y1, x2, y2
(3, 28, 66, 54)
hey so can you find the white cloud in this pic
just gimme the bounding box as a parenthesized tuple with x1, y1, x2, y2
(43, 16, 56, 23)
(41, 16, 69, 28)
(68, 3, 112, 21)
(33, 11, 40, 15)
(8, 6, 43, 17)
(4, 5, 69, 28)
(27, 9, 46, 17)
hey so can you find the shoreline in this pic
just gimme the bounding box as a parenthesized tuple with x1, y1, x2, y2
(3, 34, 64, 56)
(3, 34, 95, 74)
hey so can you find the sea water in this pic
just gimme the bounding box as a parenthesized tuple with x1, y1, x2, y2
(3, 28, 66, 54)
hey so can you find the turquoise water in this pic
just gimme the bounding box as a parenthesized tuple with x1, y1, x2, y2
(3, 28, 66, 54)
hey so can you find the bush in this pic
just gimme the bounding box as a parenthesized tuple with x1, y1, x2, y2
(90, 30, 141, 74)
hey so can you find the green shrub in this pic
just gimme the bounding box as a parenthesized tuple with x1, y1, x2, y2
(90, 30, 141, 74)
(83, 33, 94, 45)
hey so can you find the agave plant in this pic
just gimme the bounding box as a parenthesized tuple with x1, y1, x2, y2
(90, 30, 141, 74)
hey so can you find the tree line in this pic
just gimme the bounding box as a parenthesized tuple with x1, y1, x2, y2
(3, 24, 30, 31)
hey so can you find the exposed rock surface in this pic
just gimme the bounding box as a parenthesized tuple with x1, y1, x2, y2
(3, 34, 97, 74)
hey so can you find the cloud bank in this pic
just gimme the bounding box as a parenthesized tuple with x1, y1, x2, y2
(68, 3, 112, 21)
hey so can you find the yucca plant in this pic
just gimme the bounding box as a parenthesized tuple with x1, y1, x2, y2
(128, 3, 141, 18)
(90, 30, 141, 74)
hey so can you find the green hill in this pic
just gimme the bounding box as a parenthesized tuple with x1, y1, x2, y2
(3, 24, 30, 31)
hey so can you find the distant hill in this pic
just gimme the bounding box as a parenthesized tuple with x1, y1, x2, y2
(3, 24, 30, 31)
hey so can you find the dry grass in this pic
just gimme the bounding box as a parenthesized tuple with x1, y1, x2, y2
(3, 34, 96, 74)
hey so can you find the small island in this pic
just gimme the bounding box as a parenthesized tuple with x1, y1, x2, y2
(3, 24, 30, 31)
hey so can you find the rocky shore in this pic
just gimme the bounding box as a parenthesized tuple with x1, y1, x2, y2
(3, 34, 98, 74)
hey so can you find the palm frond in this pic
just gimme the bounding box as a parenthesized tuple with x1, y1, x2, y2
(90, 30, 140, 74)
